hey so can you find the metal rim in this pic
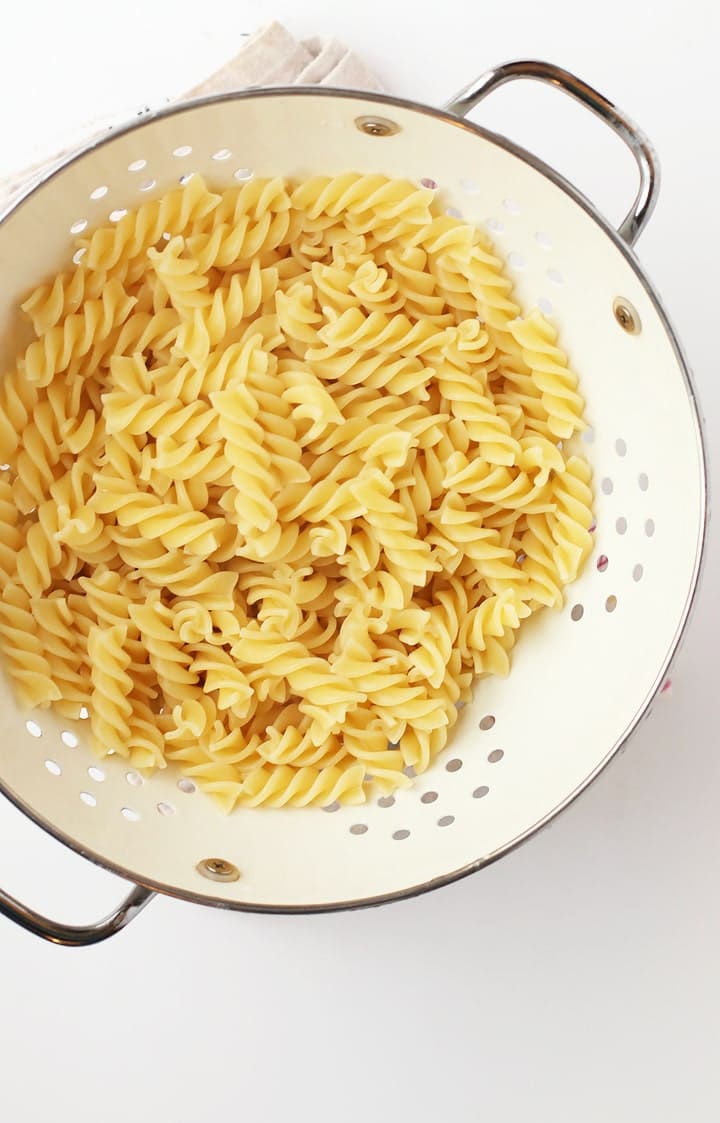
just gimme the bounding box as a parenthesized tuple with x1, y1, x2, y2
(0, 85, 710, 915)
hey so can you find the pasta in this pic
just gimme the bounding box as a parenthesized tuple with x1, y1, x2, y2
(0, 172, 593, 810)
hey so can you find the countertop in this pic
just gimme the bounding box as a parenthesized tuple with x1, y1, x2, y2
(0, 3, 718, 1120)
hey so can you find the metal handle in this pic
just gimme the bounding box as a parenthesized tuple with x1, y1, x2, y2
(444, 59, 660, 246)
(0, 880, 155, 947)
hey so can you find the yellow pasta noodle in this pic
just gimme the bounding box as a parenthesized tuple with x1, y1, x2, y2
(0, 172, 593, 809)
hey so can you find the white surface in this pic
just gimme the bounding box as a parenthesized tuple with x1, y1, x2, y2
(0, 2, 718, 1120)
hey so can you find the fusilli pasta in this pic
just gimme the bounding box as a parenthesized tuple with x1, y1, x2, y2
(0, 172, 593, 809)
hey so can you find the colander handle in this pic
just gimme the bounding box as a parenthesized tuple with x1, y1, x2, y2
(444, 59, 659, 246)
(0, 880, 155, 947)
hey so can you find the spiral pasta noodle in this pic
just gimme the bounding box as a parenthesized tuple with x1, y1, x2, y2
(0, 172, 593, 809)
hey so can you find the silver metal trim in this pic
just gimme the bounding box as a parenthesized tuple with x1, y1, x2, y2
(444, 59, 660, 246)
(0, 881, 155, 946)
(0, 76, 709, 922)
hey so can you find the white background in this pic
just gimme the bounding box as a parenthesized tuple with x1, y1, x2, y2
(1, 2, 718, 1120)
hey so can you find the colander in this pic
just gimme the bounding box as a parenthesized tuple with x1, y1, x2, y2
(0, 60, 707, 946)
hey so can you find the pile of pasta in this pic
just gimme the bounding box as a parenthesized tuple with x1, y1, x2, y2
(0, 172, 593, 809)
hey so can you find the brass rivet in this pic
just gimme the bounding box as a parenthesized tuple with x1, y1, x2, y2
(196, 857, 240, 883)
(613, 298, 641, 334)
(354, 115, 400, 137)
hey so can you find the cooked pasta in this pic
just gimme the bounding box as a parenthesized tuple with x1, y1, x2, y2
(0, 172, 593, 809)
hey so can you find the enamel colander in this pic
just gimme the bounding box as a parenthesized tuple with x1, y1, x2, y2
(0, 60, 707, 946)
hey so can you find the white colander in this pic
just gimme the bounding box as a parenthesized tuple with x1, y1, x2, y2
(0, 60, 707, 946)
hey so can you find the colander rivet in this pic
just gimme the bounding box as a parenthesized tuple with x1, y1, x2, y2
(354, 115, 400, 137)
(196, 858, 240, 883)
(613, 298, 641, 334)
